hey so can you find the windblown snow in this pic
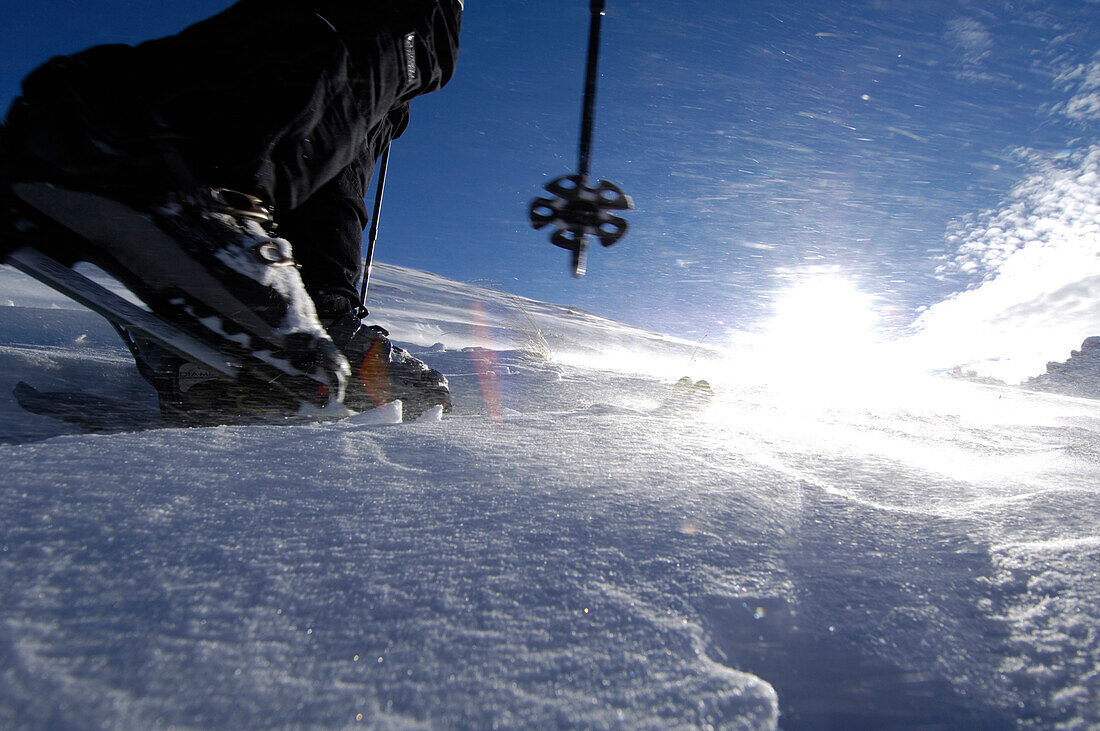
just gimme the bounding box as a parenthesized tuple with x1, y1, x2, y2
(1, 262, 1099, 729)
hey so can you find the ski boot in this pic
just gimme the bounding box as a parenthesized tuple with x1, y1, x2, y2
(326, 310, 451, 421)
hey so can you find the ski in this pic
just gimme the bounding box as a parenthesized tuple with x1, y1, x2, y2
(652, 376, 714, 416)
(6, 246, 241, 379)
(5, 244, 346, 418)
(14, 379, 443, 433)
(13, 381, 160, 432)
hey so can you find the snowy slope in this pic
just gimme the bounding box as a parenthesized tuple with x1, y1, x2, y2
(2, 262, 1100, 729)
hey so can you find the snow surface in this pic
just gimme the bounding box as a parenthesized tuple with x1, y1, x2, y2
(2, 262, 1100, 728)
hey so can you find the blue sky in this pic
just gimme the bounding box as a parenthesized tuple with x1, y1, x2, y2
(3, 0, 1100, 358)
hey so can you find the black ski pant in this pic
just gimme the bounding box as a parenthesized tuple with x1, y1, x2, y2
(19, 0, 462, 320)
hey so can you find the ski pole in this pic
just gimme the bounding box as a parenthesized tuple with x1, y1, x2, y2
(578, 0, 605, 180)
(360, 142, 391, 306)
(529, 0, 632, 277)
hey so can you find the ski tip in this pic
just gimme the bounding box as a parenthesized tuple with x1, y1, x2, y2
(13, 380, 39, 398)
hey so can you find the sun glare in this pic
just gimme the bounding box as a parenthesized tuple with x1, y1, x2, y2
(715, 269, 953, 414)
(746, 271, 886, 388)
(766, 273, 880, 352)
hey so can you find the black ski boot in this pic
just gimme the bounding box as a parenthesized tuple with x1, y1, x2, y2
(326, 311, 451, 421)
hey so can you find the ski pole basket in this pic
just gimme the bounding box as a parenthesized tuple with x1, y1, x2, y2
(530, 175, 631, 275)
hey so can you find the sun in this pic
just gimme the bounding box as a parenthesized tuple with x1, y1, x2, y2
(765, 271, 880, 353)
(727, 269, 912, 408)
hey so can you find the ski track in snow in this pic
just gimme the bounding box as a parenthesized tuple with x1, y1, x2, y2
(1, 262, 1099, 728)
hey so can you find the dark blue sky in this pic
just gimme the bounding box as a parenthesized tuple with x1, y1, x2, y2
(3, 0, 1099, 341)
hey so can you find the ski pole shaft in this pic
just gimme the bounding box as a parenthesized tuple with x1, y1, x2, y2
(360, 142, 391, 305)
(577, 0, 606, 179)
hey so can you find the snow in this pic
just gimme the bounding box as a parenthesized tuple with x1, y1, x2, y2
(2, 262, 1100, 728)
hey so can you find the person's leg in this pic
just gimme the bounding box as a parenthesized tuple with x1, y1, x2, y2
(127, 0, 460, 210)
(277, 104, 409, 325)
(126, 0, 459, 322)
(274, 101, 454, 421)
(6, 0, 460, 208)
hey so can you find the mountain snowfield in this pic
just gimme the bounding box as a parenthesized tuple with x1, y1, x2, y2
(1, 261, 1099, 729)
